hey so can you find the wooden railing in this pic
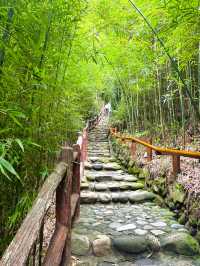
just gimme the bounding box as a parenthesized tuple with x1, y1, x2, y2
(0, 116, 99, 266)
(110, 128, 200, 177)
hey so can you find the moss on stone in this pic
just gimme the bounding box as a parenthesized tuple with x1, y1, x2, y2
(178, 213, 187, 225)
(138, 168, 149, 179)
(169, 183, 185, 204)
(128, 166, 141, 175)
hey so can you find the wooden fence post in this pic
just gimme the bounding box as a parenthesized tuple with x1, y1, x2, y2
(60, 147, 73, 266)
(44, 146, 73, 266)
(72, 144, 81, 222)
(172, 155, 181, 176)
(146, 137, 153, 162)
(130, 141, 136, 160)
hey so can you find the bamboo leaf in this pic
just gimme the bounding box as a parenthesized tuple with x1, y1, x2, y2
(0, 158, 20, 181)
(15, 139, 24, 152)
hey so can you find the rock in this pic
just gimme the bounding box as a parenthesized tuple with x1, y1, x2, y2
(76, 257, 98, 266)
(151, 230, 166, 236)
(104, 163, 121, 171)
(99, 193, 111, 203)
(160, 232, 200, 256)
(85, 162, 92, 170)
(81, 191, 98, 203)
(151, 221, 167, 228)
(129, 182, 144, 190)
(72, 234, 90, 255)
(95, 183, 108, 191)
(112, 175, 123, 181)
(118, 182, 144, 190)
(95, 173, 113, 182)
(117, 223, 136, 232)
(113, 236, 148, 254)
(107, 182, 120, 191)
(143, 225, 153, 230)
(86, 175, 96, 181)
(81, 182, 89, 190)
(123, 176, 138, 182)
(93, 163, 103, 170)
(134, 229, 148, 236)
(92, 235, 112, 256)
(111, 193, 129, 203)
(109, 222, 122, 229)
(136, 220, 147, 225)
(171, 223, 184, 229)
(119, 182, 130, 190)
(129, 190, 156, 203)
(89, 157, 100, 162)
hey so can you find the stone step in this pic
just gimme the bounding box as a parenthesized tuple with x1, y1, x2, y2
(81, 181, 144, 191)
(88, 157, 116, 163)
(88, 144, 109, 148)
(88, 141, 108, 144)
(88, 145, 109, 149)
(89, 137, 108, 139)
(87, 154, 110, 158)
(87, 154, 111, 158)
(89, 134, 108, 137)
(85, 162, 121, 171)
(87, 151, 110, 155)
(87, 150, 110, 153)
(85, 171, 138, 182)
(88, 137, 108, 140)
(80, 190, 156, 204)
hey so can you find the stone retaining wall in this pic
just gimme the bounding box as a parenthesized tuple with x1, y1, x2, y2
(110, 136, 200, 244)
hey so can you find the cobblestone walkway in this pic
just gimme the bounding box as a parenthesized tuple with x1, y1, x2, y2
(72, 118, 200, 266)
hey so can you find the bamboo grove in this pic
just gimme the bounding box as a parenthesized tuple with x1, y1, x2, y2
(0, 0, 199, 254)
(87, 0, 200, 140)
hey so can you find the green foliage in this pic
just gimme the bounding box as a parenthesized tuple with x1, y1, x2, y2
(0, 0, 103, 254)
(0, 0, 199, 255)
(84, 0, 200, 136)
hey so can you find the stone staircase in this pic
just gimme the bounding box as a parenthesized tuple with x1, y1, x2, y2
(72, 117, 200, 266)
(80, 119, 155, 205)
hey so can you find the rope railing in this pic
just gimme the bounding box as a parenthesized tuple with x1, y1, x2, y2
(0, 114, 100, 266)
(110, 128, 200, 177)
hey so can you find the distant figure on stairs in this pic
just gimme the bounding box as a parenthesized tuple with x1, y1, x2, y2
(104, 102, 111, 116)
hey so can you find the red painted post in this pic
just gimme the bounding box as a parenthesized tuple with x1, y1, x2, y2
(56, 146, 70, 227)
(45, 146, 73, 266)
(130, 141, 136, 160)
(172, 155, 181, 176)
(60, 147, 73, 266)
(72, 144, 81, 222)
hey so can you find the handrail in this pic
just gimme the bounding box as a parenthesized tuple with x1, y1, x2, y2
(0, 113, 101, 266)
(110, 128, 200, 178)
(111, 131, 200, 159)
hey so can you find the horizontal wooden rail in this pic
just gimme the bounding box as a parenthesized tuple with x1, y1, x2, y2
(110, 129, 200, 159)
(110, 128, 200, 179)
(0, 113, 102, 266)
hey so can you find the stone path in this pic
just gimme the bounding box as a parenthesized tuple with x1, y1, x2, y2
(72, 117, 200, 266)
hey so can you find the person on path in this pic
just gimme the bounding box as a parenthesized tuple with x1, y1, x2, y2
(104, 102, 111, 116)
